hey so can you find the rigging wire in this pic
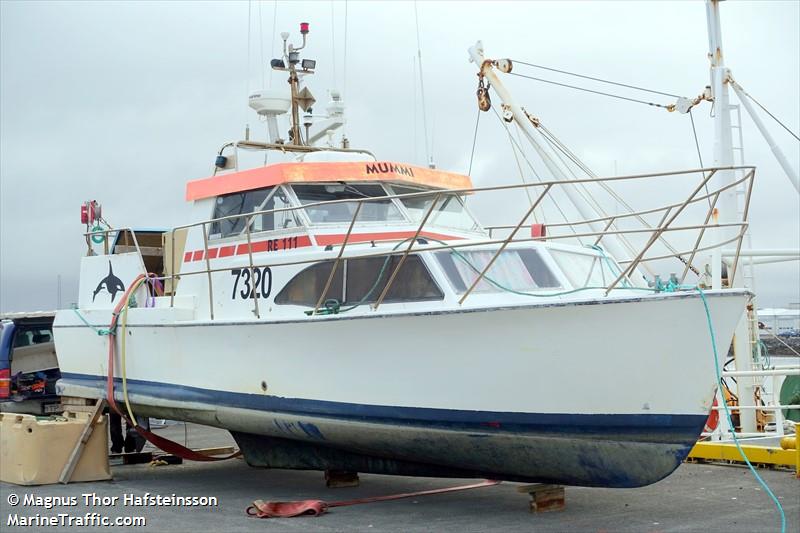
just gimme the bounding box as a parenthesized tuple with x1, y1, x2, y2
(489, 107, 576, 234)
(330, 1, 337, 89)
(342, 0, 348, 135)
(507, 72, 673, 110)
(413, 56, 418, 163)
(414, 1, 431, 166)
(259, 0, 265, 88)
(269, 0, 277, 87)
(689, 110, 713, 208)
(534, 121, 692, 273)
(246, 0, 252, 97)
(516, 125, 547, 224)
(467, 106, 481, 177)
(736, 83, 800, 142)
(511, 60, 682, 98)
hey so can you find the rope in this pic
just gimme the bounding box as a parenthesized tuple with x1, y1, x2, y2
(71, 305, 114, 336)
(511, 60, 682, 98)
(696, 287, 786, 533)
(507, 72, 673, 110)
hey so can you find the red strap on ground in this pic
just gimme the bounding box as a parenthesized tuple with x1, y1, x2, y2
(246, 479, 501, 518)
(104, 275, 240, 462)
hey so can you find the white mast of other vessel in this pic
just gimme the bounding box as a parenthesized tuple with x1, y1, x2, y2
(469, 0, 799, 437)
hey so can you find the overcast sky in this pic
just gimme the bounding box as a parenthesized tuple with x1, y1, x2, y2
(1, 0, 798, 312)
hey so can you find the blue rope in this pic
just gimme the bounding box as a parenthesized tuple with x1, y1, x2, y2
(696, 287, 786, 533)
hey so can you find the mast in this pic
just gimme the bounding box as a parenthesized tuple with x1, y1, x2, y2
(706, 0, 756, 434)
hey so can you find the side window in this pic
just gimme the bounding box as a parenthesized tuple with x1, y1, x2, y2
(210, 187, 274, 238)
(275, 255, 443, 307)
(274, 262, 344, 306)
(344, 255, 442, 304)
(435, 248, 561, 293)
(391, 185, 482, 232)
(250, 188, 300, 233)
(549, 250, 618, 288)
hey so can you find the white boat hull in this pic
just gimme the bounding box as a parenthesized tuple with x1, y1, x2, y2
(54, 289, 747, 487)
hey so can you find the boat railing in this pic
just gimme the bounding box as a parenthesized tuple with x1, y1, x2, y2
(83, 165, 756, 318)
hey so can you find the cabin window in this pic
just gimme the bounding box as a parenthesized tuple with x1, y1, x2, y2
(275, 255, 443, 307)
(549, 250, 622, 288)
(249, 187, 301, 233)
(274, 261, 345, 306)
(435, 249, 560, 294)
(210, 187, 274, 238)
(292, 184, 404, 224)
(391, 186, 482, 232)
(209, 187, 301, 238)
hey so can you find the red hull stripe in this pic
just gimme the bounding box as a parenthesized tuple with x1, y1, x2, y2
(185, 232, 458, 262)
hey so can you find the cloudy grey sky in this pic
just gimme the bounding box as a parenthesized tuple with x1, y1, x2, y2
(1, 0, 798, 312)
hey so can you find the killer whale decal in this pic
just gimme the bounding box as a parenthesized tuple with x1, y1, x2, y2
(92, 261, 126, 302)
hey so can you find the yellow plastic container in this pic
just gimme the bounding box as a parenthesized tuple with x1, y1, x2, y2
(0, 411, 111, 485)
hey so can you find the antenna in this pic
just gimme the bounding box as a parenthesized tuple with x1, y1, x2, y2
(268, 23, 317, 146)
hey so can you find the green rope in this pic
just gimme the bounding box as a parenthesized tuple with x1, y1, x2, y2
(307, 239, 411, 315)
(585, 244, 631, 288)
(445, 244, 654, 298)
(758, 340, 771, 368)
(71, 304, 114, 336)
(696, 287, 786, 533)
(90, 224, 106, 244)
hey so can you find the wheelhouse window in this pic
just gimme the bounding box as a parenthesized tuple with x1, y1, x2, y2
(390, 185, 482, 233)
(292, 183, 404, 224)
(275, 255, 443, 307)
(435, 248, 560, 294)
(549, 250, 624, 288)
(210, 187, 300, 239)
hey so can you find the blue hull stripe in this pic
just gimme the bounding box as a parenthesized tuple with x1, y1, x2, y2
(61, 372, 707, 442)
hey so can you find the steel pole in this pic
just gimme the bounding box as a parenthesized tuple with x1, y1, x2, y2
(730, 82, 800, 194)
(707, 0, 756, 433)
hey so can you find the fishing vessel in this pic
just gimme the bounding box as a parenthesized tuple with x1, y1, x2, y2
(52, 19, 755, 488)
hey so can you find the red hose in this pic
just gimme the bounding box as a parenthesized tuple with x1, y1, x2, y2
(105, 274, 240, 461)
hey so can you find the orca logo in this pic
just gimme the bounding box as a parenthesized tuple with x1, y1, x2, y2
(92, 261, 126, 302)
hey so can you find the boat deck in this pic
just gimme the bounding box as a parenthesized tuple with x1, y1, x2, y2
(1, 423, 796, 532)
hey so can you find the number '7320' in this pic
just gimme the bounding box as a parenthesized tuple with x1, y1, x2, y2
(230, 267, 272, 299)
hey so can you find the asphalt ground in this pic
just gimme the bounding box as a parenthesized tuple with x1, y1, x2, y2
(1, 423, 797, 532)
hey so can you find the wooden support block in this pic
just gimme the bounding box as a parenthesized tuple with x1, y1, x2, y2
(60, 404, 102, 414)
(516, 483, 565, 513)
(59, 400, 106, 484)
(324, 469, 360, 488)
(61, 396, 96, 406)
